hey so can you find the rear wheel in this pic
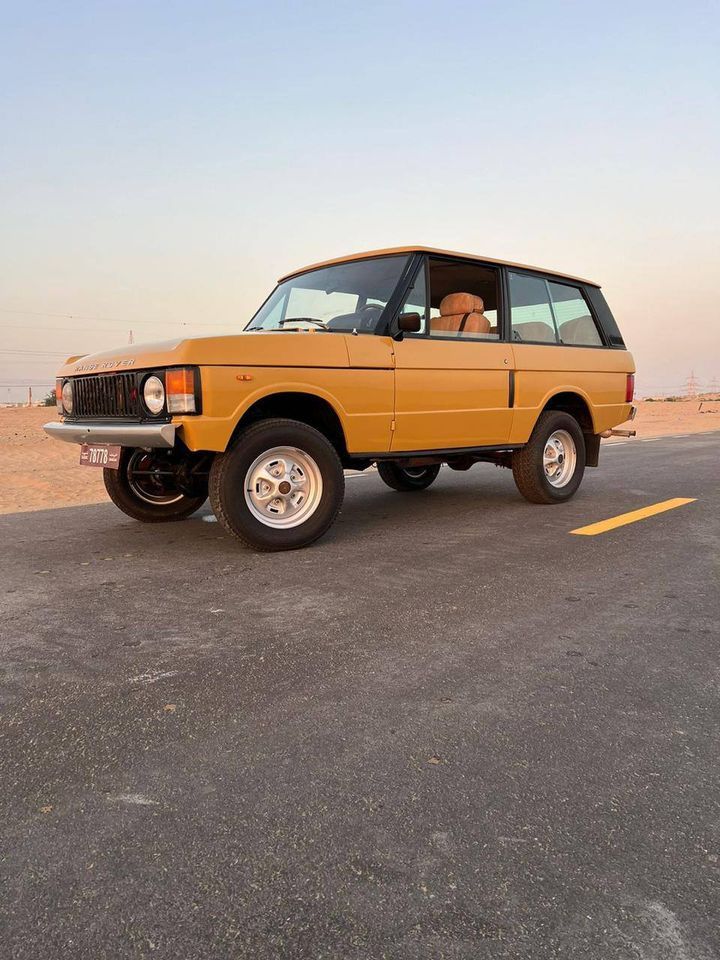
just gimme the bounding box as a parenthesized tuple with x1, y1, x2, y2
(512, 411, 586, 504)
(377, 462, 441, 492)
(103, 449, 207, 522)
(209, 418, 345, 551)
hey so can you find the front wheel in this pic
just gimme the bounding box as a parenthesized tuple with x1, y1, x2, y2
(377, 462, 441, 492)
(103, 449, 207, 522)
(512, 411, 586, 504)
(208, 419, 345, 551)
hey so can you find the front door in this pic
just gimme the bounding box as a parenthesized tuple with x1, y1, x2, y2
(391, 257, 514, 452)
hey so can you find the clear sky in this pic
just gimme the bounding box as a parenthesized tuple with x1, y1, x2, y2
(1, 0, 718, 401)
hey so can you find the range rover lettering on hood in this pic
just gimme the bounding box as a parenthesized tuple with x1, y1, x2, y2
(74, 358, 136, 373)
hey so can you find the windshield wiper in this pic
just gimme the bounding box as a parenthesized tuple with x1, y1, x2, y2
(278, 317, 327, 329)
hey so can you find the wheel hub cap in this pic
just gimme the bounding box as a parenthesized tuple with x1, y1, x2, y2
(543, 430, 577, 488)
(244, 446, 323, 528)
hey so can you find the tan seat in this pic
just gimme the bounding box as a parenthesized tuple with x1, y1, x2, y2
(512, 321, 556, 342)
(558, 315, 600, 345)
(431, 292, 491, 336)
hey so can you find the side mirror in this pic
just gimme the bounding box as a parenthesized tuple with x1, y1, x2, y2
(397, 312, 422, 333)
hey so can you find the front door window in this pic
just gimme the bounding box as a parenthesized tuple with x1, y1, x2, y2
(428, 258, 500, 339)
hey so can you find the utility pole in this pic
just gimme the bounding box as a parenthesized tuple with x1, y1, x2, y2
(27, 386, 33, 406)
(685, 370, 700, 399)
(128, 329, 134, 345)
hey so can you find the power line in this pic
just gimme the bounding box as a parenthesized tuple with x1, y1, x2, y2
(0, 307, 236, 328)
(0, 349, 69, 357)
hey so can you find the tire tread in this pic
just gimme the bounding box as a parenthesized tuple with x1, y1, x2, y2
(377, 462, 440, 492)
(103, 457, 206, 523)
(208, 418, 344, 551)
(512, 411, 586, 504)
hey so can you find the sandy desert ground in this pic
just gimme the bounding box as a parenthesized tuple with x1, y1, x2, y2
(1, 400, 718, 515)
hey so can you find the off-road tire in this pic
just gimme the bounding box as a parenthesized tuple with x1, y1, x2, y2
(512, 411, 586, 504)
(377, 462, 441, 492)
(103, 449, 207, 523)
(208, 418, 345, 551)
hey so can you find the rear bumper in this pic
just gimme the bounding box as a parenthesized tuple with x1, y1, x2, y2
(43, 420, 176, 448)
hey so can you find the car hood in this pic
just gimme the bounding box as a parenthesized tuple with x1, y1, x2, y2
(57, 330, 351, 376)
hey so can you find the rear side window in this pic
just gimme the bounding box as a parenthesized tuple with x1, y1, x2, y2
(509, 272, 604, 347)
(508, 273, 557, 343)
(548, 281, 603, 346)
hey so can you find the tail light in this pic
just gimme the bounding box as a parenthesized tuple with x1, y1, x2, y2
(165, 367, 198, 414)
(625, 373, 635, 403)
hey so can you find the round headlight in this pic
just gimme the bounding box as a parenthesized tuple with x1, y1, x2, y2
(143, 375, 165, 415)
(61, 380, 73, 414)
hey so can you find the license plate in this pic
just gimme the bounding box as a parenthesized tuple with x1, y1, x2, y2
(79, 443, 122, 469)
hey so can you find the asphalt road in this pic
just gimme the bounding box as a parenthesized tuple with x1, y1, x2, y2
(1, 432, 719, 960)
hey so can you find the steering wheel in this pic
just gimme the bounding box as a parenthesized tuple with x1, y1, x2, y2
(359, 303, 383, 331)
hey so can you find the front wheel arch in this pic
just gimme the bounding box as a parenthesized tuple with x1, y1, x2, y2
(230, 391, 350, 464)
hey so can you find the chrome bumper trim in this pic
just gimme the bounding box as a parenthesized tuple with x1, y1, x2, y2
(43, 420, 176, 448)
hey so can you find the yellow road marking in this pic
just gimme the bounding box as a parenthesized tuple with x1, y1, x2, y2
(571, 498, 697, 536)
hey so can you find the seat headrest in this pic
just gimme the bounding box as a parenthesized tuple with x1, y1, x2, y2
(440, 292, 484, 316)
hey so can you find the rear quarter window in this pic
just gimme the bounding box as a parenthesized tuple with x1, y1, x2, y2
(584, 286, 626, 348)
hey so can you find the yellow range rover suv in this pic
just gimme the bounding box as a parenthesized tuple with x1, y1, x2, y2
(45, 248, 636, 551)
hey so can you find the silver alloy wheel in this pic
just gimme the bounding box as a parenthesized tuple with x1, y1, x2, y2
(543, 429, 577, 488)
(127, 451, 185, 505)
(244, 446, 323, 528)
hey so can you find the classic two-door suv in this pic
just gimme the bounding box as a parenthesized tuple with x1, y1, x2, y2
(45, 247, 636, 551)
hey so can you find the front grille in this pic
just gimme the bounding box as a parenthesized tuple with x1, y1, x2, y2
(72, 373, 141, 419)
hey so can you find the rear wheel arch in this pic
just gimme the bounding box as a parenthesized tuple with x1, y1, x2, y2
(537, 391, 599, 466)
(540, 390, 595, 433)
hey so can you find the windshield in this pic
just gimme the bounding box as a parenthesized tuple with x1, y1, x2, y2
(246, 255, 411, 334)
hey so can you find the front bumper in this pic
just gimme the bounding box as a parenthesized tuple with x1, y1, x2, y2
(43, 420, 176, 448)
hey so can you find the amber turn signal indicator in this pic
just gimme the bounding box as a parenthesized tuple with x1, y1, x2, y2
(166, 367, 197, 414)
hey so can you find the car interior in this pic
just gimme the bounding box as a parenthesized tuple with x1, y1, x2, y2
(427, 259, 499, 338)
